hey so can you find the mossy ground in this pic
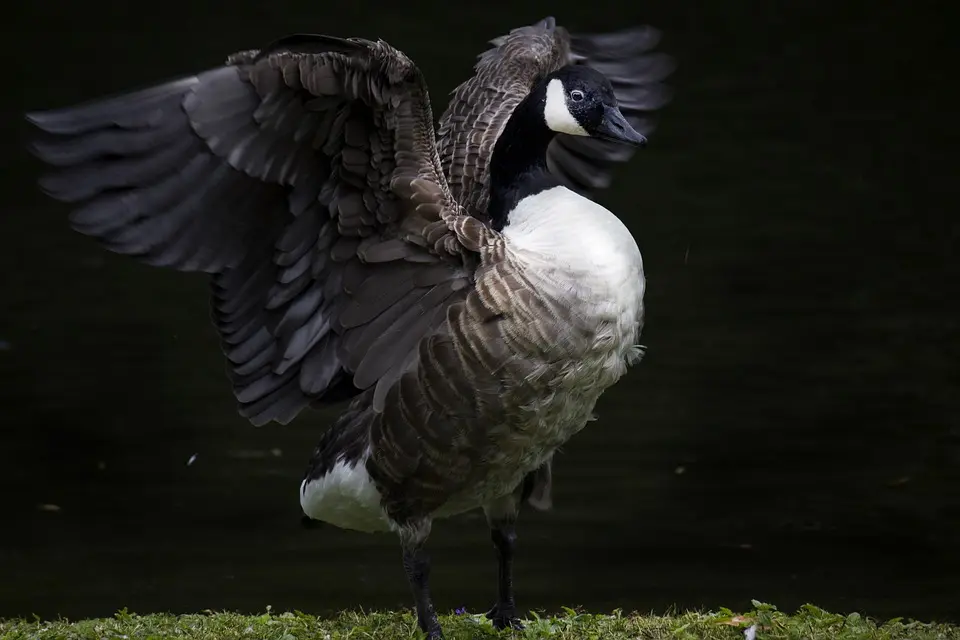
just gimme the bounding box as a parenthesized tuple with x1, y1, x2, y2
(2, 603, 958, 640)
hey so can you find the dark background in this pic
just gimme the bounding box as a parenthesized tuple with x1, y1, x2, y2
(1, 0, 957, 625)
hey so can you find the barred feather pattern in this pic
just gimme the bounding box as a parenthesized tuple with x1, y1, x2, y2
(361, 187, 646, 525)
(437, 16, 676, 220)
(27, 35, 485, 428)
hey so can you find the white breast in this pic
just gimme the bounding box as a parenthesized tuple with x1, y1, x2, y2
(502, 185, 645, 328)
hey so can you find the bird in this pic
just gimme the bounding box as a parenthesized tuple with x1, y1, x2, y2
(25, 16, 674, 639)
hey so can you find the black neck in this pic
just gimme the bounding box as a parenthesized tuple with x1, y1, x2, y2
(487, 89, 562, 231)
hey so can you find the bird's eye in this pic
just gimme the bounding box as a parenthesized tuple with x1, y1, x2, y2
(570, 90, 584, 102)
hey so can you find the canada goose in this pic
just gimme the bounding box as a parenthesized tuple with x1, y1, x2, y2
(26, 17, 674, 639)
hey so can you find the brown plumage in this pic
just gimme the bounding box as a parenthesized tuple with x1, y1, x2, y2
(438, 17, 675, 221)
(29, 34, 488, 429)
(26, 18, 674, 639)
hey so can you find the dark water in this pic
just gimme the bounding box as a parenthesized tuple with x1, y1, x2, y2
(1, 0, 957, 625)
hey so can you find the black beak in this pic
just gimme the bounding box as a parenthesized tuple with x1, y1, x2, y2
(595, 105, 647, 147)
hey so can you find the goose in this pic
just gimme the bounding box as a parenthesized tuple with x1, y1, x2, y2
(25, 17, 674, 639)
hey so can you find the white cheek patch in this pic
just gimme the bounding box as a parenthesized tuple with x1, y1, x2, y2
(544, 79, 589, 136)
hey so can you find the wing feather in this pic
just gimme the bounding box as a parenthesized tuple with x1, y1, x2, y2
(27, 34, 487, 427)
(436, 17, 676, 219)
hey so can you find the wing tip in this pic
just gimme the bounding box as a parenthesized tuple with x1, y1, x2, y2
(536, 16, 557, 30)
(24, 107, 96, 137)
(35, 176, 62, 201)
(22, 76, 203, 136)
(571, 24, 665, 56)
(24, 137, 48, 162)
(487, 16, 560, 51)
(24, 109, 65, 134)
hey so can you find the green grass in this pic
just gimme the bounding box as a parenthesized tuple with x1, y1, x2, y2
(2, 603, 957, 640)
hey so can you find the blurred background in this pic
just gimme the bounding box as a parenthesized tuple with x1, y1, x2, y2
(1, 0, 956, 625)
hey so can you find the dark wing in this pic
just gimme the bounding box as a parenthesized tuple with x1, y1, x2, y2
(437, 17, 676, 221)
(436, 17, 568, 221)
(27, 34, 491, 427)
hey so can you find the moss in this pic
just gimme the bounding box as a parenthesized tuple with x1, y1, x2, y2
(2, 602, 957, 640)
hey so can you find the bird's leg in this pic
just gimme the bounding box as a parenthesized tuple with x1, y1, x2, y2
(400, 520, 443, 639)
(488, 521, 521, 629)
(483, 494, 524, 630)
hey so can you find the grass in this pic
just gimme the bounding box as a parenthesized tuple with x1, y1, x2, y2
(1, 602, 958, 640)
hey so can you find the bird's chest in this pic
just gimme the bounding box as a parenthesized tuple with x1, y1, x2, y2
(487, 186, 647, 457)
(500, 185, 645, 364)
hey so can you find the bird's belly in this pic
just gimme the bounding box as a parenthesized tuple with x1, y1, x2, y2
(433, 337, 634, 519)
(430, 194, 648, 519)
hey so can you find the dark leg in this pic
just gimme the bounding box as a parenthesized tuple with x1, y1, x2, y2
(483, 495, 524, 630)
(487, 520, 523, 629)
(400, 522, 442, 639)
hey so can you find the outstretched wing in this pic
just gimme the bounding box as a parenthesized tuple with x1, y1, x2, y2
(27, 34, 491, 426)
(437, 17, 676, 220)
